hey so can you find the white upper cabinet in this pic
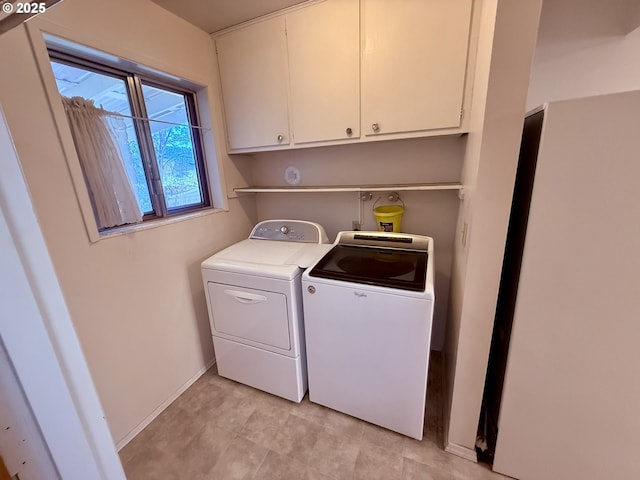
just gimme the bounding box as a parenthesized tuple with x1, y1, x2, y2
(214, 0, 476, 152)
(362, 0, 473, 137)
(286, 0, 360, 144)
(216, 16, 290, 150)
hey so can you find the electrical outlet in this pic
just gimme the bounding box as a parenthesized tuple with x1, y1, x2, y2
(352, 220, 361, 231)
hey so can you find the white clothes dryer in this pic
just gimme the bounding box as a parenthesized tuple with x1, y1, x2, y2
(201, 220, 330, 402)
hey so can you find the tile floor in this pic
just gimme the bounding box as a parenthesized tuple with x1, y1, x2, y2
(120, 353, 507, 480)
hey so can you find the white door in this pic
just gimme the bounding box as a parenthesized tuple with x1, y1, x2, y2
(361, 0, 472, 136)
(216, 16, 290, 150)
(286, 0, 360, 143)
(493, 93, 640, 479)
(303, 280, 432, 439)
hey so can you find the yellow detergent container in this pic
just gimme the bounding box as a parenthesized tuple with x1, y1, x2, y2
(373, 194, 404, 232)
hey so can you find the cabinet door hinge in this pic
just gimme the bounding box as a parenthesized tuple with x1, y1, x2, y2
(460, 108, 464, 120)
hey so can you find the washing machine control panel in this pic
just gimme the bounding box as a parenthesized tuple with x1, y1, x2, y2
(250, 220, 328, 244)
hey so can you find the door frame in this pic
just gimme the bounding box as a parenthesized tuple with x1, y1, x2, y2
(0, 105, 125, 479)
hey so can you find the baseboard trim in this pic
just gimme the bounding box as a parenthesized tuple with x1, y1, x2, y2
(445, 442, 478, 462)
(115, 359, 216, 451)
(441, 352, 477, 464)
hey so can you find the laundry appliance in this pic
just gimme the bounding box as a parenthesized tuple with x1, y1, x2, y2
(201, 219, 330, 402)
(302, 231, 434, 439)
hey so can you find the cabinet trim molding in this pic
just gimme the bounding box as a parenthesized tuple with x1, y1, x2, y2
(211, 0, 326, 36)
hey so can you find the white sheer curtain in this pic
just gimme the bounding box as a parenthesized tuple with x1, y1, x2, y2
(61, 96, 142, 229)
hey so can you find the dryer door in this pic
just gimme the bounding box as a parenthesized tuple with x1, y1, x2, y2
(207, 282, 291, 351)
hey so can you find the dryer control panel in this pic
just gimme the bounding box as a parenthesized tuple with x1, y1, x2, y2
(250, 220, 329, 244)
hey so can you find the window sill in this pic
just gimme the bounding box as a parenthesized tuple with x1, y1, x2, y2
(92, 207, 227, 242)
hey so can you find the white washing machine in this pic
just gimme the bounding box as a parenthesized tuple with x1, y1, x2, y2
(201, 220, 330, 402)
(302, 231, 435, 439)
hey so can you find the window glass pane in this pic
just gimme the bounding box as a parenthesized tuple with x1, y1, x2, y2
(142, 84, 204, 210)
(50, 61, 153, 213)
(107, 116, 153, 214)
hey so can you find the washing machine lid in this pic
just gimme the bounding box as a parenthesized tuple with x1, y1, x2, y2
(201, 239, 333, 280)
(307, 231, 434, 294)
(309, 244, 427, 291)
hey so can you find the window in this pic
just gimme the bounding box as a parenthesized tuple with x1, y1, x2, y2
(48, 51, 210, 232)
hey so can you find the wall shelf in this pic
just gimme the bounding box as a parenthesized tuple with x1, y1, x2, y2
(233, 182, 463, 194)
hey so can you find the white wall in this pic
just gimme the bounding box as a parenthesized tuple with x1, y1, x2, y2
(444, 0, 497, 459)
(0, 0, 256, 447)
(250, 136, 465, 350)
(527, 0, 640, 109)
(444, 0, 542, 458)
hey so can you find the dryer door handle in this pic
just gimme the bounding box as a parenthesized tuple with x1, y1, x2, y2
(223, 289, 267, 305)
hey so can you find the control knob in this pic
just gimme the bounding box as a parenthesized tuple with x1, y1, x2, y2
(280, 225, 289, 235)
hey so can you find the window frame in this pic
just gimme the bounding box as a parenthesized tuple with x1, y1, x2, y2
(48, 50, 211, 231)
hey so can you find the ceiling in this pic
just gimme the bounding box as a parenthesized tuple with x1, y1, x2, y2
(150, 0, 308, 33)
(537, 0, 640, 45)
(149, 0, 640, 37)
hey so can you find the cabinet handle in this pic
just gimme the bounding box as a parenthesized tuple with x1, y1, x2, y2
(277, 134, 284, 142)
(372, 123, 380, 132)
(223, 289, 267, 304)
(346, 127, 353, 136)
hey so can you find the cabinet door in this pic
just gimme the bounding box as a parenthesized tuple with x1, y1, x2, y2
(362, 0, 473, 136)
(286, 0, 360, 144)
(216, 17, 290, 150)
